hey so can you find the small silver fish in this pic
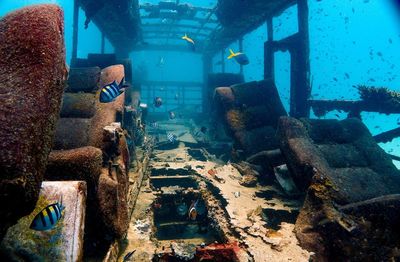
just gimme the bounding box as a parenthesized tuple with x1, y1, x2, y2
(169, 111, 176, 119)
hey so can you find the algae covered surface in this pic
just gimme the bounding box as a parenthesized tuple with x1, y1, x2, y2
(0, 194, 65, 261)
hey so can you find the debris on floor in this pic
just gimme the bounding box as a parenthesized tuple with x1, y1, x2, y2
(119, 119, 310, 262)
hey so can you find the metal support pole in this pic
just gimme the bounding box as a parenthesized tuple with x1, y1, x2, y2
(239, 38, 243, 74)
(71, 0, 79, 65)
(264, 17, 274, 79)
(293, 0, 311, 117)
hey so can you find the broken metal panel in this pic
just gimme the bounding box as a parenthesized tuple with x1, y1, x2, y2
(204, 0, 296, 54)
(79, 0, 141, 53)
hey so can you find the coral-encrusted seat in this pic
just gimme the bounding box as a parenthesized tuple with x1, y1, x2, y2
(0, 5, 66, 240)
(44, 65, 130, 255)
(277, 117, 400, 261)
(213, 79, 287, 156)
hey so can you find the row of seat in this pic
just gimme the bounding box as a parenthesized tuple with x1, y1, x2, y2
(44, 64, 135, 256)
(212, 77, 400, 260)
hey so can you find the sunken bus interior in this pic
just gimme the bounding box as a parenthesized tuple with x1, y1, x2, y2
(1, 0, 400, 261)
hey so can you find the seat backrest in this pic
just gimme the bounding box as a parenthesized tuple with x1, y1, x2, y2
(213, 79, 287, 155)
(53, 65, 125, 150)
(278, 117, 400, 203)
(214, 79, 287, 135)
(0, 4, 66, 241)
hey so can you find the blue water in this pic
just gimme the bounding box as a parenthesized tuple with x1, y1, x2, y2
(1, 0, 400, 166)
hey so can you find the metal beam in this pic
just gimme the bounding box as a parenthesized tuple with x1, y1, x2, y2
(374, 127, 400, 144)
(388, 154, 400, 162)
(292, 0, 311, 118)
(264, 17, 274, 79)
(308, 99, 400, 119)
(71, 0, 79, 63)
(142, 36, 206, 41)
(79, 0, 141, 54)
(140, 3, 213, 12)
(194, 6, 217, 39)
(141, 23, 215, 31)
(203, 0, 296, 55)
(164, 13, 179, 45)
(239, 38, 243, 74)
(141, 15, 218, 24)
(132, 44, 202, 53)
(142, 30, 209, 38)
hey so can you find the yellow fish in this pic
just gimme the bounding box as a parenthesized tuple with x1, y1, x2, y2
(182, 33, 195, 45)
(227, 49, 249, 65)
(182, 34, 195, 51)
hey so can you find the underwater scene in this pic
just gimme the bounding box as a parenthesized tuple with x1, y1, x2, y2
(1, 0, 400, 261)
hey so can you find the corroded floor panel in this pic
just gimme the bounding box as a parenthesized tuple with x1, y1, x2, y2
(119, 119, 310, 262)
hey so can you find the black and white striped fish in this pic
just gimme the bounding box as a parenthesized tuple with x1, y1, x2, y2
(167, 132, 177, 143)
(30, 201, 65, 231)
(99, 77, 125, 103)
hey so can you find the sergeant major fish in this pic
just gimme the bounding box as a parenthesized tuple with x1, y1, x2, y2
(99, 77, 126, 103)
(227, 49, 249, 65)
(30, 201, 65, 231)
